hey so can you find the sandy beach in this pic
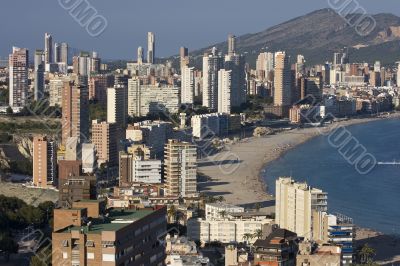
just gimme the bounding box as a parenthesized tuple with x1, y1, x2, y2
(199, 115, 400, 210)
(198, 113, 400, 263)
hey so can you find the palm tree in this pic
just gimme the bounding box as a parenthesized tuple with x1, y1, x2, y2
(254, 203, 262, 212)
(217, 195, 225, 202)
(253, 229, 263, 239)
(219, 210, 227, 219)
(167, 205, 177, 223)
(358, 244, 376, 264)
(243, 233, 254, 244)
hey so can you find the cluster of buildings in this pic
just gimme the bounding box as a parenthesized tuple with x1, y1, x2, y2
(3, 30, 395, 266)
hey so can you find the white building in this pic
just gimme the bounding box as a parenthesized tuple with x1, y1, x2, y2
(82, 143, 96, 173)
(147, 32, 155, 64)
(49, 76, 69, 106)
(187, 212, 273, 244)
(191, 113, 221, 139)
(205, 203, 244, 220)
(218, 69, 232, 113)
(202, 48, 224, 111)
(256, 52, 274, 80)
(107, 85, 127, 128)
(131, 159, 162, 183)
(275, 177, 328, 239)
(128, 78, 180, 116)
(181, 66, 195, 104)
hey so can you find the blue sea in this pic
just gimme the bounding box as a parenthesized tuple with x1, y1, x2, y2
(262, 118, 400, 235)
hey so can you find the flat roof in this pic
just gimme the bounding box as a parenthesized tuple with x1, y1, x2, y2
(59, 209, 155, 234)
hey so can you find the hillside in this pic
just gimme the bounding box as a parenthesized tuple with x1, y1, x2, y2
(176, 8, 400, 67)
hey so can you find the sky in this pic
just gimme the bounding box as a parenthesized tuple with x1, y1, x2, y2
(1, 0, 399, 60)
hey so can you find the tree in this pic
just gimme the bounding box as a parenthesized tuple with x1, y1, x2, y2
(5, 106, 13, 115)
(243, 233, 254, 244)
(358, 244, 376, 264)
(253, 229, 263, 239)
(254, 203, 262, 212)
(167, 205, 177, 223)
(217, 196, 225, 203)
(219, 210, 227, 219)
(0, 236, 18, 262)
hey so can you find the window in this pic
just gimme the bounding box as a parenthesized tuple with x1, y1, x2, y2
(102, 254, 115, 262)
(62, 252, 68, 259)
(87, 252, 94, 259)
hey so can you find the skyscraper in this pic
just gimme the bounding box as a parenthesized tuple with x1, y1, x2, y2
(107, 85, 127, 128)
(147, 32, 155, 64)
(33, 136, 57, 188)
(61, 82, 89, 145)
(202, 47, 224, 110)
(91, 120, 118, 166)
(273, 51, 291, 106)
(181, 66, 195, 104)
(228, 34, 236, 56)
(44, 33, 53, 64)
(217, 69, 232, 114)
(256, 52, 275, 80)
(164, 139, 197, 197)
(55, 42, 68, 64)
(34, 49, 45, 101)
(180, 46, 189, 68)
(9, 47, 28, 107)
(275, 177, 328, 239)
(224, 53, 246, 110)
(137, 46, 143, 64)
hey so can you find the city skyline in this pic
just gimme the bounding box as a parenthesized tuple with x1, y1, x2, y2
(1, 0, 400, 59)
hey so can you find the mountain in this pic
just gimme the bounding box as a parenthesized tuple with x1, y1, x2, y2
(178, 8, 400, 67)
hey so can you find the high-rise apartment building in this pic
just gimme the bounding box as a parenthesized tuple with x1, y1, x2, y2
(180, 46, 189, 68)
(224, 53, 246, 110)
(61, 82, 89, 145)
(218, 69, 232, 114)
(306, 76, 323, 104)
(33, 136, 57, 188)
(82, 143, 96, 173)
(164, 139, 197, 197)
(181, 66, 195, 104)
(107, 85, 127, 128)
(44, 33, 53, 64)
(55, 42, 68, 65)
(147, 32, 155, 64)
(274, 51, 292, 106)
(137, 46, 144, 65)
(202, 48, 224, 111)
(88, 74, 114, 104)
(9, 47, 28, 107)
(127, 79, 180, 116)
(275, 177, 328, 239)
(228, 34, 236, 56)
(91, 120, 118, 166)
(256, 52, 275, 81)
(34, 49, 45, 101)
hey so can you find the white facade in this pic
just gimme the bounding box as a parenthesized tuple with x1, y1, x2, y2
(82, 143, 96, 173)
(131, 159, 162, 183)
(218, 69, 232, 114)
(205, 203, 244, 220)
(107, 85, 127, 127)
(202, 48, 223, 110)
(187, 214, 273, 244)
(191, 113, 223, 139)
(147, 32, 155, 64)
(275, 177, 328, 239)
(127, 79, 180, 116)
(256, 52, 274, 79)
(181, 66, 195, 104)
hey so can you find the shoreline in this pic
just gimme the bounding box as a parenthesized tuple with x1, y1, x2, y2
(198, 112, 400, 213)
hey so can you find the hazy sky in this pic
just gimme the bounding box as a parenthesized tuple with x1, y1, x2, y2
(1, 0, 399, 60)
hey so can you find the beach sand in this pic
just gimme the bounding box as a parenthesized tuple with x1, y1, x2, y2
(198, 115, 399, 210)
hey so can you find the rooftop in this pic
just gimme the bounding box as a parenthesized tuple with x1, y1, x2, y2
(58, 209, 155, 234)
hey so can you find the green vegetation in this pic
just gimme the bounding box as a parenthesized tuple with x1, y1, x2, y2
(9, 160, 33, 175)
(89, 102, 107, 121)
(0, 88, 8, 105)
(17, 101, 61, 118)
(0, 234, 18, 262)
(354, 244, 378, 266)
(0, 121, 60, 134)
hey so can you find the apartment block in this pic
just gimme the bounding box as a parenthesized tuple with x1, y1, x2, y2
(164, 140, 197, 197)
(33, 136, 57, 188)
